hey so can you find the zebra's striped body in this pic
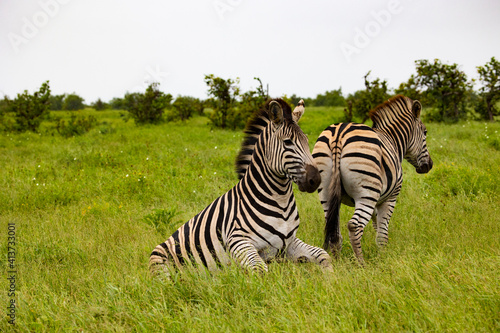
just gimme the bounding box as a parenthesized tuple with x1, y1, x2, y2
(313, 95, 433, 264)
(149, 99, 332, 275)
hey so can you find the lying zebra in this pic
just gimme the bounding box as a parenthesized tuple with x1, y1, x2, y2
(313, 95, 433, 265)
(149, 99, 333, 275)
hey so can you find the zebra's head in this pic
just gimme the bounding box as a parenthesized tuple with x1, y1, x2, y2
(265, 99, 321, 193)
(405, 100, 433, 174)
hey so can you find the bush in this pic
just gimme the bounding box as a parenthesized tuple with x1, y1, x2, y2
(169, 96, 196, 121)
(92, 98, 109, 111)
(10, 81, 51, 132)
(232, 89, 267, 129)
(314, 88, 345, 107)
(63, 94, 85, 111)
(345, 72, 390, 123)
(125, 83, 172, 125)
(205, 75, 266, 129)
(49, 94, 65, 110)
(109, 97, 127, 110)
(204, 74, 240, 129)
(56, 113, 97, 137)
(142, 208, 180, 234)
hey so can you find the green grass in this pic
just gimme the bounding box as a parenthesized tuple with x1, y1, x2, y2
(1, 108, 499, 332)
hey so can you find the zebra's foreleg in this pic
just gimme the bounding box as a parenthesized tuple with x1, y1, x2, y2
(228, 238, 268, 273)
(374, 200, 396, 248)
(286, 237, 333, 272)
(347, 202, 376, 266)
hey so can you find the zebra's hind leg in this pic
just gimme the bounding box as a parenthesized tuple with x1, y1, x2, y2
(371, 209, 378, 233)
(374, 200, 396, 248)
(286, 237, 333, 272)
(347, 201, 376, 266)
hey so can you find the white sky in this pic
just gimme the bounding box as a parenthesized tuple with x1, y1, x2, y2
(1, 0, 499, 104)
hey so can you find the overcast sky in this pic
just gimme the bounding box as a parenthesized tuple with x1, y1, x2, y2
(1, 0, 499, 104)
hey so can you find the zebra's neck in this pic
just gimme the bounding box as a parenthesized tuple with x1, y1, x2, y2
(372, 116, 411, 163)
(239, 129, 293, 206)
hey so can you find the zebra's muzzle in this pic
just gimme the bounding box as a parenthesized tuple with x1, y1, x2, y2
(416, 158, 433, 174)
(296, 164, 321, 193)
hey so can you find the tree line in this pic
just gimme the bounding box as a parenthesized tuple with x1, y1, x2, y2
(1, 57, 498, 133)
(299, 57, 499, 123)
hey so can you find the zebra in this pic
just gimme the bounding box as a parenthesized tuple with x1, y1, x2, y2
(312, 95, 433, 265)
(149, 98, 333, 276)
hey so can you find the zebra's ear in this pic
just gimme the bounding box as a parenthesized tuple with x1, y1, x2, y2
(412, 100, 422, 118)
(268, 100, 284, 128)
(292, 99, 305, 123)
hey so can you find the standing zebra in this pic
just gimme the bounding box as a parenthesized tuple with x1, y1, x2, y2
(312, 95, 433, 265)
(149, 99, 333, 276)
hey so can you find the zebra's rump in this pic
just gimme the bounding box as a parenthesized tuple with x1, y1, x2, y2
(314, 122, 383, 196)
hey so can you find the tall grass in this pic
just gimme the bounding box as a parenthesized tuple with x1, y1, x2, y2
(0, 108, 499, 331)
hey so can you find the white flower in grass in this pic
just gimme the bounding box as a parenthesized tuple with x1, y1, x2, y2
(33, 177, 36, 180)
(38, 165, 40, 168)
(146, 157, 149, 160)
(126, 174, 129, 177)
(74, 158, 77, 160)
(214, 172, 217, 175)
(215, 146, 218, 149)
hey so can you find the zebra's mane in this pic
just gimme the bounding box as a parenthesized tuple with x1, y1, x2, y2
(235, 98, 293, 179)
(369, 95, 412, 127)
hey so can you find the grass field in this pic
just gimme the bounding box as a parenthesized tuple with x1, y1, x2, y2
(1, 107, 499, 332)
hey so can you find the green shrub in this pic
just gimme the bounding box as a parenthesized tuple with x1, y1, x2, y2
(125, 83, 172, 125)
(63, 93, 85, 110)
(204, 74, 240, 129)
(10, 81, 51, 132)
(142, 208, 180, 234)
(169, 96, 196, 121)
(56, 113, 97, 137)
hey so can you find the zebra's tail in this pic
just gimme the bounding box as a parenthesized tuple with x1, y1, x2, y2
(314, 132, 343, 255)
(149, 243, 171, 277)
(324, 176, 342, 255)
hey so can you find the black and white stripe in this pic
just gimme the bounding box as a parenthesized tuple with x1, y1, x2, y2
(149, 99, 332, 275)
(313, 95, 433, 265)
